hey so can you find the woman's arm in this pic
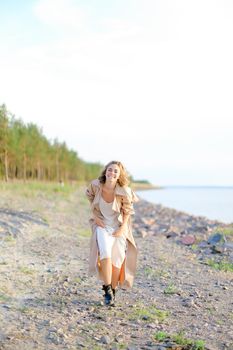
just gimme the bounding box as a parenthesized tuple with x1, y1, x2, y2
(85, 182, 95, 203)
(112, 212, 130, 237)
(112, 191, 134, 237)
(85, 181, 105, 228)
(121, 212, 130, 229)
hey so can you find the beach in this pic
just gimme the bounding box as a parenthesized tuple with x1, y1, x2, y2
(0, 184, 233, 350)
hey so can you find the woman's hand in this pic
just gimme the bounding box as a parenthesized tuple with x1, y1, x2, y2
(94, 217, 105, 228)
(112, 225, 126, 237)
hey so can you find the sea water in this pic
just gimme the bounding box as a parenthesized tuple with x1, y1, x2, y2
(136, 186, 233, 224)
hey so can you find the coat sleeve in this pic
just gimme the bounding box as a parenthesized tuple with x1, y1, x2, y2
(121, 188, 139, 216)
(85, 182, 96, 203)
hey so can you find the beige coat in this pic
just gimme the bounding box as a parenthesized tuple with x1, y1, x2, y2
(85, 179, 138, 288)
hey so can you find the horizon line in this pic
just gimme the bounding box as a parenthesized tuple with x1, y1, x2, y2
(157, 185, 233, 188)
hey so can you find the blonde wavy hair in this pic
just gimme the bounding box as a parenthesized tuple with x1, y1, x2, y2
(98, 161, 129, 187)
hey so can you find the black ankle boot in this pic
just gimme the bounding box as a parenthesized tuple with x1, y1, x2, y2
(112, 288, 116, 302)
(102, 285, 114, 306)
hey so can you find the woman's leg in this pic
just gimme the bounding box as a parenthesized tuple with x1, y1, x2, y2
(111, 236, 127, 289)
(96, 227, 114, 285)
(111, 265, 121, 289)
(100, 258, 112, 285)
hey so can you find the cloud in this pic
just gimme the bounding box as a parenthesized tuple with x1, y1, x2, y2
(33, 0, 88, 30)
(1, 0, 233, 185)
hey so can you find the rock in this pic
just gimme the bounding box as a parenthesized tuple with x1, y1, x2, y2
(169, 343, 183, 349)
(76, 342, 86, 347)
(47, 332, 60, 345)
(165, 232, 179, 239)
(100, 335, 111, 344)
(57, 328, 65, 336)
(127, 346, 138, 350)
(111, 346, 119, 350)
(39, 320, 51, 327)
(182, 298, 196, 308)
(181, 235, 196, 245)
(142, 315, 149, 320)
(198, 240, 209, 248)
(140, 230, 148, 238)
(141, 218, 156, 226)
(207, 233, 225, 245)
(224, 242, 233, 251)
(0, 332, 6, 343)
(48, 327, 57, 333)
(179, 229, 189, 236)
(147, 323, 158, 329)
(211, 244, 226, 254)
(115, 334, 124, 342)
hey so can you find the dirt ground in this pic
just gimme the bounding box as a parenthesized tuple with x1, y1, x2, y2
(0, 186, 232, 350)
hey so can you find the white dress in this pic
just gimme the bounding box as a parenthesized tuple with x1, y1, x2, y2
(96, 196, 127, 268)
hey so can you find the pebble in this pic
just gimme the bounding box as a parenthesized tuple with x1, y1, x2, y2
(181, 235, 196, 245)
(181, 298, 196, 308)
(47, 332, 60, 345)
(100, 335, 111, 344)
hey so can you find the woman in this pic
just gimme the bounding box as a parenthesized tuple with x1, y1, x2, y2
(85, 161, 138, 306)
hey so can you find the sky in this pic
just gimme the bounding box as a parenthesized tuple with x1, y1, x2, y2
(0, 0, 233, 186)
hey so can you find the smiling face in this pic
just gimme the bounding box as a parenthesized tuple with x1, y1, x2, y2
(99, 160, 129, 187)
(105, 163, 121, 184)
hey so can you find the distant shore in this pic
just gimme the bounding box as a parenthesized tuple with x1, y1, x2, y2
(131, 182, 162, 191)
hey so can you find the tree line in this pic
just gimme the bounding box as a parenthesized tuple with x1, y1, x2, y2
(0, 104, 102, 182)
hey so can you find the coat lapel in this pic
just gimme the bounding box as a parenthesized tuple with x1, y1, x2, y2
(92, 181, 122, 214)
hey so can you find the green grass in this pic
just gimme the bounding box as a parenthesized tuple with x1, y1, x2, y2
(128, 304, 169, 322)
(206, 306, 215, 315)
(216, 319, 223, 325)
(154, 331, 168, 341)
(0, 293, 11, 303)
(78, 228, 91, 238)
(117, 344, 127, 350)
(19, 266, 35, 275)
(163, 283, 178, 295)
(0, 180, 81, 198)
(3, 235, 16, 243)
(17, 306, 31, 314)
(206, 259, 233, 272)
(144, 266, 170, 279)
(213, 226, 233, 236)
(193, 340, 206, 350)
(73, 277, 82, 284)
(173, 332, 205, 349)
(172, 332, 195, 346)
(144, 266, 158, 278)
(153, 331, 205, 350)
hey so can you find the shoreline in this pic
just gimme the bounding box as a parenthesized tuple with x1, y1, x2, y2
(135, 187, 233, 225)
(134, 196, 233, 268)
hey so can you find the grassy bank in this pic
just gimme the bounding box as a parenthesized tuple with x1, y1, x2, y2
(0, 180, 83, 194)
(0, 180, 160, 194)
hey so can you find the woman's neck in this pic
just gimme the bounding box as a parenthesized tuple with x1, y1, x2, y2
(103, 181, 116, 191)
